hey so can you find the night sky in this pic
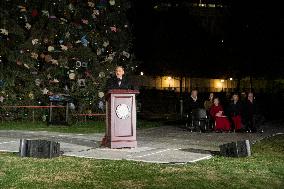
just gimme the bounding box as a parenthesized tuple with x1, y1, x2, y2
(129, 0, 284, 78)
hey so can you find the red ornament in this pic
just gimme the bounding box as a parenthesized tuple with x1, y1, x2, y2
(85, 70, 92, 77)
(31, 9, 38, 17)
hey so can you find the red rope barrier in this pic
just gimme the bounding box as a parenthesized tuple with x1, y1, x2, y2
(0, 105, 65, 108)
(75, 113, 106, 116)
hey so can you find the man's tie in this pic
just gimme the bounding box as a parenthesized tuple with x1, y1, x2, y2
(118, 78, 122, 86)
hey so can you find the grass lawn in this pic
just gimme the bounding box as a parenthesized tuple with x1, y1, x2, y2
(0, 120, 162, 134)
(0, 134, 283, 189)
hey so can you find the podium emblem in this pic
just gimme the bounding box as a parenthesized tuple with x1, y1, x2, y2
(115, 104, 130, 119)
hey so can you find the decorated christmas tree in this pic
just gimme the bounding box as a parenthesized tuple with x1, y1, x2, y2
(0, 0, 136, 115)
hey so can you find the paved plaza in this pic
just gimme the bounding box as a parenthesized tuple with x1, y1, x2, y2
(0, 121, 283, 163)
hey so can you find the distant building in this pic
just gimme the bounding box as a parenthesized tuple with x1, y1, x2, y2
(130, 75, 284, 93)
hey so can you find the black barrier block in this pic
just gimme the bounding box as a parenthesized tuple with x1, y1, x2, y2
(219, 140, 251, 157)
(19, 139, 60, 158)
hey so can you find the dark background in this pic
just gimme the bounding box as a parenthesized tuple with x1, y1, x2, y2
(129, 0, 284, 78)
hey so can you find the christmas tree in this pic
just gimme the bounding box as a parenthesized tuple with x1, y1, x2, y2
(0, 0, 136, 115)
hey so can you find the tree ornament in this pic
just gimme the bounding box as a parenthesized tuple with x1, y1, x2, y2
(122, 51, 130, 58)
(18, 5, 26, 12)
(68, 70, 76, 80)
(77, 79, 86, 87)
(92, 9, 100, 17)
(44, 55, 53, 62)
(64, 85, 69, 92)
(24, 63, 30, 69)
(42, 10, 49, 17)
(60, 18, 68, 23)
(103, 41, 109, 47)
(0, 80, 4, 87)
(106, 52, 116, 62)
(25, 23, 32, 30)
(42, 115, 47, 122)
(32, 38, 39, 45)
(40, 53, 45, 59)
(16, 60, 22, 65)
(99, 72, 105, 78)
(28, 92, 34, 99)
(65, 32, 70, 38)
(85, 70, 92, 77)
(68, 3, 75, 11)
(50, 78, 59, 83)
(48, 46, 55, 52)
(88, 2, 95, 7)
(76, 61, 82, 68)
(82, 62, 88, 68)
(82, 19, 89, 24)
(43, 38, 49, 44)
(80, 35, 89, 47)
(31, 9, 38, 17)
(110, 26, 117, 32)
(98, 92, 104, 98)
(109, 0, 115, 6)
(97, 48, 102, 56)
(98, 101, 104, 110)
(69, 102, 75, 110)
(60, 45, 68, 51)
(0, 29, 8, 35)
(0, 96, 4, 103)
(51, 59, 59, 65)
(35, 79, 41, 86)
(31, 52, 38, 59)
(42, 88, 49, 94)
(49, 15, 57, 19)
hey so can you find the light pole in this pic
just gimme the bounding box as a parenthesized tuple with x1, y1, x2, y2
(229, 77, 233, 92)
(221, 79, 225, 92)
(167, 76, 172, 90)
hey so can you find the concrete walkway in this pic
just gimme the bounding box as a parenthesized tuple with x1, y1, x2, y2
(0, 121, 283, 164)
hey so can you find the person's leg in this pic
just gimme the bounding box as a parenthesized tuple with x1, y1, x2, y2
(232, 115, 242, 131)
(224, 118, 231, 132)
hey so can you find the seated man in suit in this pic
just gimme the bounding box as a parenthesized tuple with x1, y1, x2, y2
(188, 89, 203, 112)
(106, 66, 130, 90)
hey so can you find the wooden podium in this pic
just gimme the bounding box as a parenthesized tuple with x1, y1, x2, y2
(103, 89, 139, 148)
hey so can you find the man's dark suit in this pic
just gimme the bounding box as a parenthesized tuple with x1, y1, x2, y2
(106, 76, 130, 91)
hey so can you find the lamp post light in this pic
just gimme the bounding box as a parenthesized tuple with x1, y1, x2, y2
(229, 78, 233, 91)
(140, 71, 144, 76)
(167, 76, 172, 89)
(220, 79, 225, 92)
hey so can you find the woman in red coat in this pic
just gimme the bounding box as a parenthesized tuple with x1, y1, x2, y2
(210, 97, 231, 132)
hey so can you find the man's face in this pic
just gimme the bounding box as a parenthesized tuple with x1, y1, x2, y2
(233, 95, 239, 101)
(213, 98, 219, 106)
(115, 67, 124, 78)
(248, 93, 254, 101)
(191, 90, 198, 98)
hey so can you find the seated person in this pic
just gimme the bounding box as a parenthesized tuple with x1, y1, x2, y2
(204, 92, 214, 112)
(204, 92, 214, 129)
(228, 93, 243, 131)
(188, 89, 203, 112)
(185, 89, 203, 130)
(210, 97, 231, 132)
(106, 66, 130, 91)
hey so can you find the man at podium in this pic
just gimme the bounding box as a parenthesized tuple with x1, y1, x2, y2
(106, 66, 130, 90)
(102, 66, 139, 148)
